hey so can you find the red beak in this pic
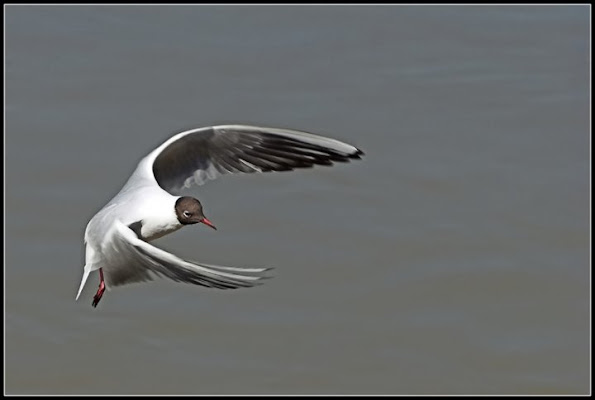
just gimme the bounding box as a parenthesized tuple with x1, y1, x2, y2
(201, 217, 217, 230)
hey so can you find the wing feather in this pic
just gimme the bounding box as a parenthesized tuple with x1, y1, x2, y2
(142, 125, 363, 194)
(102, 221, 270, 290)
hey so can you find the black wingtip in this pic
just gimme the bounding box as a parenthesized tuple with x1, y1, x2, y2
(349, 148, 365, 159)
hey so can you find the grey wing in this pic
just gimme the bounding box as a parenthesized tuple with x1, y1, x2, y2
(102, 221, 270, 290)
(150, 125, 364, 194)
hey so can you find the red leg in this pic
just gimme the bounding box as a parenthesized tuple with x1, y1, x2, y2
(92, 268, 106, 308)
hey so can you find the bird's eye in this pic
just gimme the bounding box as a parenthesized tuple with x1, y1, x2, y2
(183, 211, 192, 218)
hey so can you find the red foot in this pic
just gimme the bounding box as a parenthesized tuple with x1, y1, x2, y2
(92, 268, 106, 308)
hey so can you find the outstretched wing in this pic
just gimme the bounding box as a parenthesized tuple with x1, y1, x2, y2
(136, 125, 364, 194)
(101, 220, 270, 290)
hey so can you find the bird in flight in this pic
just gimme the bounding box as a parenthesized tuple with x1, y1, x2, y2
(76, 124, 364, 307)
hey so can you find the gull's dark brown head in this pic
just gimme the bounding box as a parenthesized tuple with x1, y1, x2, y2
(175, 196, 217, 230)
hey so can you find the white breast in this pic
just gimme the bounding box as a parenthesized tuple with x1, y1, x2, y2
(140, 213, 183, 241)
(87, 183, 181, 244)
(131, 189, 182, 242)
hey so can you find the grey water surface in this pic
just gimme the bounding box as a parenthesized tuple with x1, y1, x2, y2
(5, 4, 590, 395)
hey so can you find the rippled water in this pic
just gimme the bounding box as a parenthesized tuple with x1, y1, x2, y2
(5, 5, 590, 395)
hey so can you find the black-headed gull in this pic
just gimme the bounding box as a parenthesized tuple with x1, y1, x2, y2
(76, 124, 364, 307)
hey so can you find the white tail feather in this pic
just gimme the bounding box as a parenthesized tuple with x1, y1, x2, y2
(75, 268, 91, 300)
